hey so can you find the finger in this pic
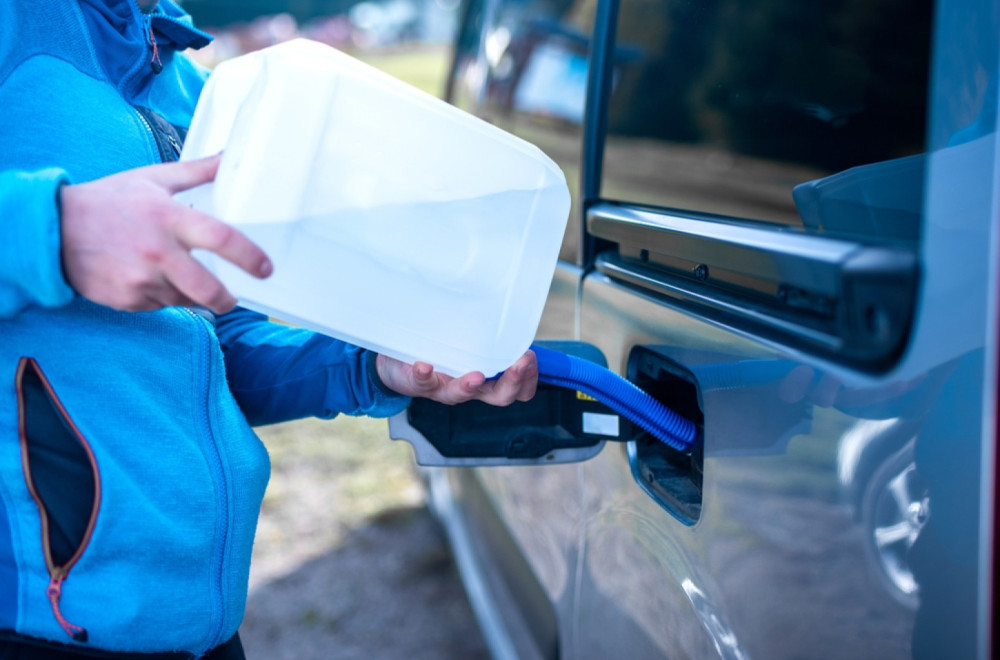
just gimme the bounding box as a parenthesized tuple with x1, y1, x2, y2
(141, 154, 222, 194)
(480, 357, 537, 404)
(459, 371, 487, 393)
(441, 372, 486, 405)
(172, 209, 273, 280)
(396, 362, 446, 398)
(516, 351, 538, 401)
(500, 352, 538, 402)
(143, 286, 201, 313)
(422, 370, 483, 405)
(412, 362, 435, 383)
(114, 291, 168, 313)
(473, 360, 533, 406)
(109, 274, 198, 312)
(161, 249, 239, 313)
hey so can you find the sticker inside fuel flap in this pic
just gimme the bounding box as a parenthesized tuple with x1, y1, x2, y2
(583, 411, 620, 436)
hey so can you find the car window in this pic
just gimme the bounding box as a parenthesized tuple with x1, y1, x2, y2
(448, 0, 597, 264)
(601, 0, 933, 246)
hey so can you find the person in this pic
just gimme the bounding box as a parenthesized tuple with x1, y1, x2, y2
(0, 1, 537, 658)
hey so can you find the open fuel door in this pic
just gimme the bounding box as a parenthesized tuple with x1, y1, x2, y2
(388, 341, 635, 466)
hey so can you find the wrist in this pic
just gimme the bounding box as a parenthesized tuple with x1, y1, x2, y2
(367, 351, 398, 396)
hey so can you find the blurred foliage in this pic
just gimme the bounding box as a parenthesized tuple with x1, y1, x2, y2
(182, 0, 356, 26)
(356, 47, 450, 96)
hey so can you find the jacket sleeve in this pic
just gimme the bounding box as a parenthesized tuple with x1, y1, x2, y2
(214, 307, 411, 426)
(0, 169, 76, 318)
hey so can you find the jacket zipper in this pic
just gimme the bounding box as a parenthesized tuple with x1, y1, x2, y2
(167, 133, 181, 158)
(124, 10, 172, 163)
(133, 108, 160, 163)
(147, 25, 163, 74)
(16, 358, 100, 643)
(133, 107, 181, 162)
(120, 12, 155, 98)
(184, 309, 230, 654)
(47, 570, 87, 642)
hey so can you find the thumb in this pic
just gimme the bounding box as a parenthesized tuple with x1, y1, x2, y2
(142, 153, 222, 194)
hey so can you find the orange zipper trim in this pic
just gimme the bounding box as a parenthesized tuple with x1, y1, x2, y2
(46, 571, 88, 642)
(148, 27, 163, 74)
(16, 357, 100, 643)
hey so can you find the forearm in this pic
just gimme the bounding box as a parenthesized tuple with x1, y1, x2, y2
(215, 307, 410, 426)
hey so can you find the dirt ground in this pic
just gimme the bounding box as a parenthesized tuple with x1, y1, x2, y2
(238, 415, 489, 660)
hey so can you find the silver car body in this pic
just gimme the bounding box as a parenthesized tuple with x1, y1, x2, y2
(394, 0, 998, 657)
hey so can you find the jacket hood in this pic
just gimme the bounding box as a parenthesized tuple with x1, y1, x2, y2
(77, 0, 212, 85)
(79, 0, 212, 47)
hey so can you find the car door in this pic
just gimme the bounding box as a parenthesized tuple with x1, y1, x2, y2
(390, 0, 998, 657)
(568, 0, 996, 657)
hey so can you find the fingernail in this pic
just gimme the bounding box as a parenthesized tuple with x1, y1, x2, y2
(259, 259, 273, 278)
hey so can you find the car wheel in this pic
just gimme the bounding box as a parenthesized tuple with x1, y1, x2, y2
(861, 439, 928, 610)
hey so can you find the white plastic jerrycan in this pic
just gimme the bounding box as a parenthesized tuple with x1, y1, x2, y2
(179, 38, 570, 376)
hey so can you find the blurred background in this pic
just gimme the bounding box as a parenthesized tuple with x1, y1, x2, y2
(172, 1, 489, 657)
(181, 0, 459, 68)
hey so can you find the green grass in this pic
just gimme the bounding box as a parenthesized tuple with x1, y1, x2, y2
(354, 46, 451, 97)
(249, 414, 424, 587)
(257, 415, 421, 526)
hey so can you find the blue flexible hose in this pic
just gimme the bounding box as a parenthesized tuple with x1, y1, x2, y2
(531, 344, 697, 451)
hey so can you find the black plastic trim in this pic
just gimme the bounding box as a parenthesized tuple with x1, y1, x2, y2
(580, 0, 619, 267)
(589, 202, 919, 371)
(627, 347, 704, 525)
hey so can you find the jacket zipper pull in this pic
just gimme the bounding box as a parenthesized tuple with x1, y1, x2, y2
(46, 572, 89, 642)
(148, 26, 163, 74)
(167, 133, 182, 158)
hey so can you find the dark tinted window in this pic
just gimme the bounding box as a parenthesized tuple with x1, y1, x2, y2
(449, 0, 596, 263)
(601, 0, 933, 244)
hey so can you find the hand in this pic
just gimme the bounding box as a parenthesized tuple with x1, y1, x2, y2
(59, 154, 272, 314)
(376, 350, 538, 406)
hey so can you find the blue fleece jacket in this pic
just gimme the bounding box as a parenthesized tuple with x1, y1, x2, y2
(0, 1, 409, 655)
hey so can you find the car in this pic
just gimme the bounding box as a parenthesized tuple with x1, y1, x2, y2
(388, 0, 998, 657)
